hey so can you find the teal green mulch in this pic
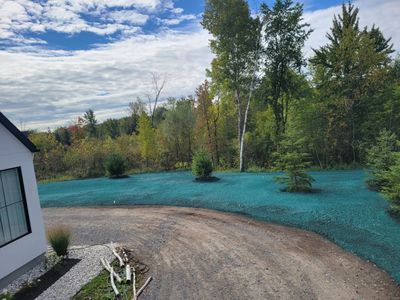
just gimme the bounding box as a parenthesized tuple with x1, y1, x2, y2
(39, 170, 400, 283)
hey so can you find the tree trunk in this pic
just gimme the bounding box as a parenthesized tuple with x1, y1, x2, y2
(211, 95, 220, 166)
(240, 60, 258, 172)
(213, 119, 220, 165)
(351, 113, 357, 164)
(240, 94, 251, 172)
(235, 89, 244, 171)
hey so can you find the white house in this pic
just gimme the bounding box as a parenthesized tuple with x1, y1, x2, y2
(0, 112, 46, 289)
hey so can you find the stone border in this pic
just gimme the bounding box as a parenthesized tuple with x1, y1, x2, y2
(35, 244, 114, 300)
(3, 244, 114, 299)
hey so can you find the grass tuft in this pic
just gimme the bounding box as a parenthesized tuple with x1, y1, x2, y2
(47, 226, 71, 257)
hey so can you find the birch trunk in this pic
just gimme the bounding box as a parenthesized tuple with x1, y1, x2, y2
(110, 267, 120, 296)
(239, 22, 262, 172)
(126, 264, 131, 283)
(235, 89, 244, 172)
(239, 94, 251, 172)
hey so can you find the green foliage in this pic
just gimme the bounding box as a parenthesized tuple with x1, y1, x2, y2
(202, 0, 260, 171)
(83, 109, 97, 138)
(138, 112, 156, 167)
(261, 0, 312, 134)
(0, 291, 13, 300)
(309, 2, 394, 164)
(202, 0, 259, 89)
(161, 98, 196, 165)
(105, 154, 126, 178)
(381, 153, 400, 216)
(47, 226, 71, 257)
(192, 151, 213, 178)
(73, 261, 144, 300)
(175, 161, 190, 170)
(29, 132, 66, 180)
(100, 118, 120, 139)
(64, 139, 108, 178)
(273, 135, 315, 192)
(365, 130, 400, 216)
(365, 130, 398, 190)
(54, 127, 71, 146)
(28, 2, 399, 181)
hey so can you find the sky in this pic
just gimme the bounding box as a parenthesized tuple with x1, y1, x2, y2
(0, 0, 399, 131)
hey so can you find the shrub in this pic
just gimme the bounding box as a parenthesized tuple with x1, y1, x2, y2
(105, 154, 126, 178)
(273, 135, 315, 193)
(380, 153, 400, 216)
(192, 151, 213, 178)
(365, 129, 398, 191)
(47, 226, 71, 257)
(274, 170, 315, 192)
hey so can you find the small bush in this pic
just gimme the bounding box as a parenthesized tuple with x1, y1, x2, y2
(273, 135, 315, 193)
(105, 154, 126, 178)
(365, 129, 398, 191)
(192, 151, 213, 178)
(47, 226, 71, 257)
(381, 153, 400, 216)
(274, 170, 315, 192)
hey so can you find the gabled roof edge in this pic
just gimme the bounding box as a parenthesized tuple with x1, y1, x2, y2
(0, 112, 39, 153)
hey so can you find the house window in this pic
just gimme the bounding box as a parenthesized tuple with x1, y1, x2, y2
(0, 167, 31, 247)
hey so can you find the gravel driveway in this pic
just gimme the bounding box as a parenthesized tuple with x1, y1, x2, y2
(43, 206, 400, 300)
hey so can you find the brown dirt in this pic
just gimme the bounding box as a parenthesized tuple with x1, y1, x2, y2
(43, 206, 400, 300)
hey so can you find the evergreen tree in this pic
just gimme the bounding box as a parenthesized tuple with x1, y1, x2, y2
(192, 150, 213, 179)
(382, 153, 400, 216)
(310, 3, 393, 164)
(273, 134, 315, 192)
(366, 130, 398, 190)
(83, 109, 97, 138)
(105, 153, 126, 178)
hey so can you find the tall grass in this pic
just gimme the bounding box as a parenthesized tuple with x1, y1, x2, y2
(47, 226, 71, 257)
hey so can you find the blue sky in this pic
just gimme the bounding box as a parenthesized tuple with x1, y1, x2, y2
(0, 0, 399, 130)
(0, 0, 345, 51)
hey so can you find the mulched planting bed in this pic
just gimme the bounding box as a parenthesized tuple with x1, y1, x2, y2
(73, 248, 149, 300)
(194, 176, 220, 182)
(11, 258, 80, 300)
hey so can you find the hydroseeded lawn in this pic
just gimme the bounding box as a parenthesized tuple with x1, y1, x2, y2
(39, 170, 400, 283)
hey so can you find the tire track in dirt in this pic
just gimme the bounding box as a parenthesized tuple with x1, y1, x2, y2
(43, 206, 400, 300)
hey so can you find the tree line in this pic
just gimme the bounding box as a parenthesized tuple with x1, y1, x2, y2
(29, 1, 399, 186)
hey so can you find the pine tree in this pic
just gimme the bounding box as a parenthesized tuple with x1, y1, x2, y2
(366, 129, 398, 190)
(382, 153, 400, 216)
(83, 109, 97, 138)
(310, 2, 394, 164)
(273, 134, 315, 192)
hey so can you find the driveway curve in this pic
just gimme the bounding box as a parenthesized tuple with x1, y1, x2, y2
(43, 206, 400, 299)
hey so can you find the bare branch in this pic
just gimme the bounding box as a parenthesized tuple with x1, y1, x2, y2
(148, 72, 166, 126)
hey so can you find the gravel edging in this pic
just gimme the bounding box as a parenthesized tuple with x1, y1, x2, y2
(4, 251, 61, 295)
(35, 244, 114, 300)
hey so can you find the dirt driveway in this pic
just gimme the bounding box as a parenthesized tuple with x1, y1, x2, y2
(43, 206, 400, 299)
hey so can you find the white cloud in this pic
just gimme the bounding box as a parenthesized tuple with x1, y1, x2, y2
(0, 0, 183, 43)
(0, 0, 399, 130)
(108, 10, 149, 25)
(0, 27, 212, 130)
(158, 14, 197, 26)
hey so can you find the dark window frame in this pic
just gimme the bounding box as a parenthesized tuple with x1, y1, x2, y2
(0, 166, 32, 248)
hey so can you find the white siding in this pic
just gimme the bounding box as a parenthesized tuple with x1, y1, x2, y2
(0, 123, 46, 281)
